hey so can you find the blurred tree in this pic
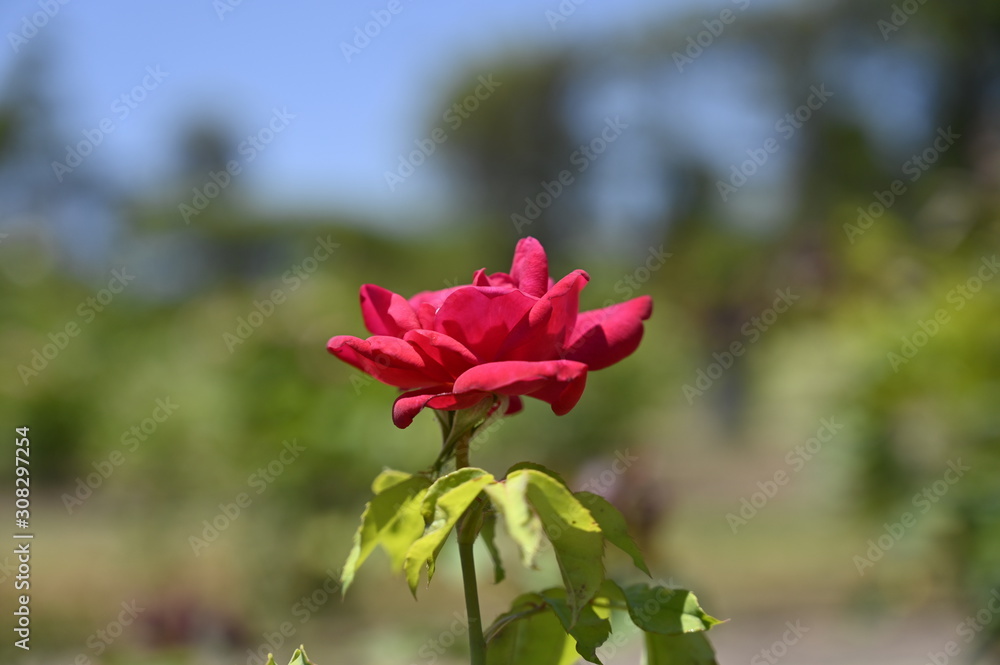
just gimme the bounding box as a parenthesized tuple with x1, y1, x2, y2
(435, 54, 579, 259)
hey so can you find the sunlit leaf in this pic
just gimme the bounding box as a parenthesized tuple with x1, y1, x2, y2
(576, 491, 651, 576)
(371, 468, 416, 494)
(420, 467, 493, 522)
(644, 631, 718, 665)
(485, 594, 579, 665)
(485, 471, 544, 568)
(506, 461, 571, 488)
(264, 646, 317, 665)
(404, 468, 495, 595)
(536, 587, 612, 664)
(340, 474, 431, 594)
(287, 646, 318, 665)
(618, 583, 721, 636)
(481, 509, 506, 584)
(517, 469, 604, 623)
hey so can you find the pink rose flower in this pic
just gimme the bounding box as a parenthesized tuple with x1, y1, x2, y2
(328, 237, 652, 428)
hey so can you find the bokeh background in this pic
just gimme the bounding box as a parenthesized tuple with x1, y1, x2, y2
(2, 1, 1000, 664)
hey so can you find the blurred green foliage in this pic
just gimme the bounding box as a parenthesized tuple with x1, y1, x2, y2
(2, 2, 1000, 664)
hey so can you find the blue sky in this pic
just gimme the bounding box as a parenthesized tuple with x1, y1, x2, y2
(2, 0, 933, 240)
(3, 0, 709, 224)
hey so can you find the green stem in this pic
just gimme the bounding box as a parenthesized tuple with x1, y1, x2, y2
(454, 429, 471, 469)
(454, 431, 486, 665)
(458, 532, 487, 665)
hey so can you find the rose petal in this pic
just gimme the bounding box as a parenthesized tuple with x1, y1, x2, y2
(403, 329, 478, 378)
(510, 237, 549, 297)
(414, 302, 437, 329)
(562, 296, 653, 371)
(485, 271, 516, 289)
(360, 284, 420, 337)
(392, 388, 491, 429)
(505, 395, 524, 416)
(498, 269, 589, 361)
(408, 285, 463, 312)
(453, 360, 588, 416)
(434, 286, 536, 362)
(327, 335, 448, 388)
(471, 268, 491, 286)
